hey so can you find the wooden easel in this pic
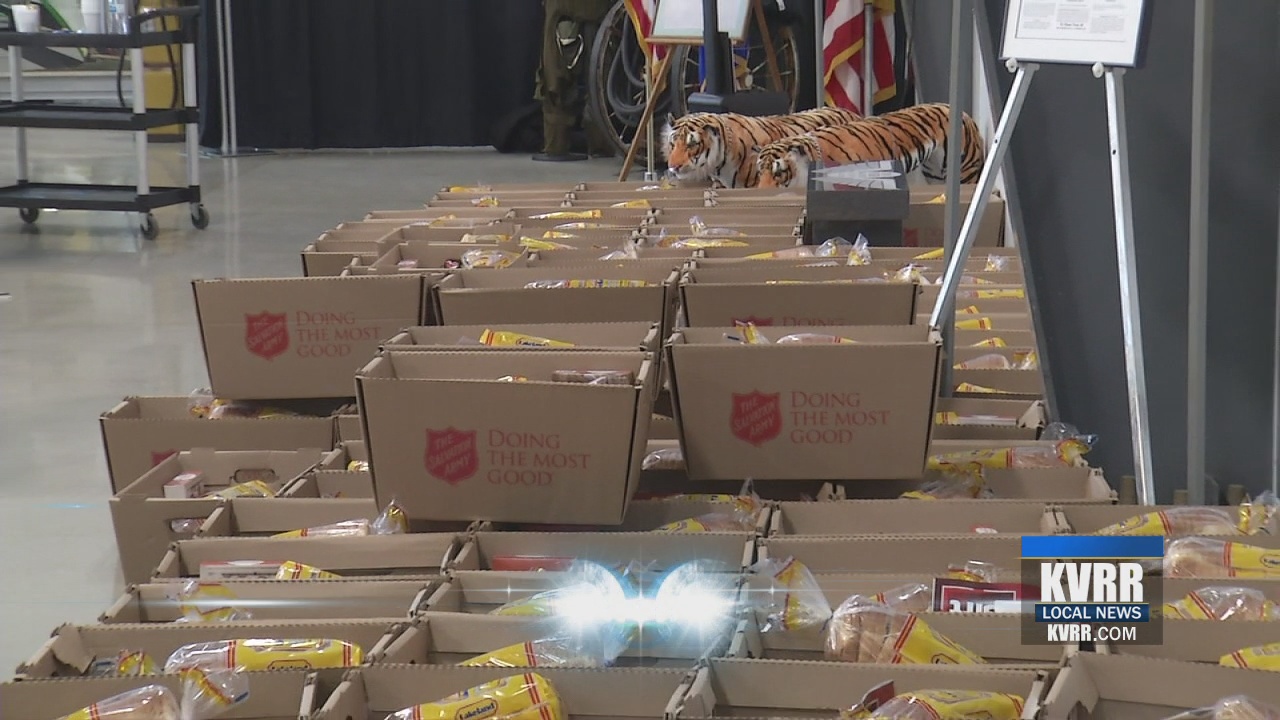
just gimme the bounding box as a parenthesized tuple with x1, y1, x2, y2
(617, 0, 783, 181)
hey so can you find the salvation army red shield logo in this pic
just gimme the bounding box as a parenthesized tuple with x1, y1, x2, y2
(731, 316, 774, 327)
(730, 391, 782, 447)
(244, 312, 289, 360)
(425, 428, 478, 485)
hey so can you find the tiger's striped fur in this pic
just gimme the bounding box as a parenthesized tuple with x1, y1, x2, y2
(753, 103, 986, 189)
(662, 107, 862, 188)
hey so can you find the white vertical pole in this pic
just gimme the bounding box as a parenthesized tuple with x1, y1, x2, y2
(223, 0, 240, 154)
(131, 46, 149, 196)
(1102, 66, 1155, 506)
(931, 62, 1037, 331)
(861, 0, 873, 114)
(1187, 0, 1212, 505)
(214, 0, 230, 156)
(9, 47, 28, 182)
(645, 55, 656, 180)
(183, 42, 200, 190)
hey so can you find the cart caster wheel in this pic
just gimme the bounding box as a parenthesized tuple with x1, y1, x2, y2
(190, 205, 210, 230)
(139, 213, 159, 240)
(19, 207, 39, 224)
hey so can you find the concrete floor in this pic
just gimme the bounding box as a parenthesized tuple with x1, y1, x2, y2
(0, 130, 619, 673)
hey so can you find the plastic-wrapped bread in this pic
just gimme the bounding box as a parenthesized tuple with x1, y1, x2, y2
(1097, 493, 1278, 536)
(272, 499, 407, 538)
(385, 673, 565, 720)
(867, 583, 934, 614)
(825, 598, 986, 664)
(1221, 643, 1280, 671)
(55, 668, 247, 720)
(164, 639, 363, 672)
(551, 369, 635, 385)
(749, 557, 832, 632)
(459, 637, 608, 669)
(169, 581, 253, 623)
(843, 690, 1024, 720)
(1165, 538, 1280, 578)
(1162, 586, 1280, 621)
(1164, 697, 1280, 720)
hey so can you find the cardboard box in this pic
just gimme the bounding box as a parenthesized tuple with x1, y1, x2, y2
(153, 533, 461, 580)
(952, 369, 1046, 399)
(761, 535, 1025, 574)
(336, 414, 364, 445)
(303, 235, 398, 277)
(507, 207, 653, 229)
(568, 189, 710, 205)
(1040, 651, 1280, 720)
(194, 495, 382, 539)
(364, 208, 513, 223)
(101, 579, 437, 623)
(193, 276, 425, 399)
(100, 396, 338, 493)
(933, 398, 1046, 441)
(672, 658, 1047, 718)
(729, 610, 1065, 666)
(387, 614, 732, 667)
(528, 247, 698, 266)
(356, 351, 656, 525)
(17, 620, 408, 679)
(0, 670, 317, 720)
(667, 326, 941, 480)
(384, 322, 661, 354)
(368, 243, 528, 275)
(431, 267, 680, 332)
(477, 496, 769, 534)
(314, 665, 692, 720)
(769, 500, 1055, 535)
(451, 530, 755, 572)
(956, 328, 1037, 348)
(679, 265, 920, 328)
(904, 185, 1006, 248)
(764, 467, 1113, 504)
(110, 448, 334, 584)
(651, 206, 804, 226)
(651, 223, 802, 240)
(1161, 577, 1280, 604)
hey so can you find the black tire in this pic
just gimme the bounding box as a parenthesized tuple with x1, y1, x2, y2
(586, 0, 689, 158)
(19, 207, 39, 224)
(140, 213, 159, 240)
(191, 204, 210, 229)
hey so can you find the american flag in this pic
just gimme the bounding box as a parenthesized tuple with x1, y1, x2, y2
(623, 0, 668, 64)
(823, 0, 897, 114)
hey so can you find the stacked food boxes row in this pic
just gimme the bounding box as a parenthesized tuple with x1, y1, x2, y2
(9, 182, 1278, 720)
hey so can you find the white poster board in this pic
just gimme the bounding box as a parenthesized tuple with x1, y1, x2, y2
(650, 0, 752, 44)
(1001, 0, 1147, 67)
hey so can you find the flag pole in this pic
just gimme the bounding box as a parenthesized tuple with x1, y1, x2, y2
(814, 0, 825, 108)
(862, 0, 874, 115)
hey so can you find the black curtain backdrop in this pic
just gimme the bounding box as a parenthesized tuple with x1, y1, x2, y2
(198, 0, 543, 149)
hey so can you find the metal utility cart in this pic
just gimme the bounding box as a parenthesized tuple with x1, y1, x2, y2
(0, 6, 206, 239)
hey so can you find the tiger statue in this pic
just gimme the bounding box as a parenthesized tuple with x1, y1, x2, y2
(753, 103, 986, 189)
(662, 107, 862, 189)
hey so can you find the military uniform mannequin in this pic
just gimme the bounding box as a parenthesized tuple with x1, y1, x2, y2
(534, 0, 615, 162)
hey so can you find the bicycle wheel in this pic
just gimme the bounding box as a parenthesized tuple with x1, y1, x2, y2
(668, 16, 801, 117)
(586, 0, 689, 157)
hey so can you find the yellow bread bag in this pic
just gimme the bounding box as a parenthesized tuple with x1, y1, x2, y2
(164, 639, 364, 673)
(272, 499, 408, 538)
(1097, 493, 1277, 537)
(524, 279, 652, 289)
(274, 561, 341, 580)
(490, 590, 563, 617)
(927, 439, 1089, 473)
(1162, 586, 1280, 621)
(750, 556, 832, 632)
(206, 480, 275, 499)
(934, 412, 1019, 427)
(462, 249, 521, 269)
(521, 237, 576, 250)
(1163, 696, 1280, 720)
(386, 673, 565, 720)
(169, 580, 252, 623)
(1221, 643, 1280, 671)
(844, 690, 1024, 720)
(531, 209, 600, 220)
(56, 668, 248, 720)
(480, 329, 574, 348)
(460, 638, 606, 668)
(900, 467, 990, 500)
(969, 337, 1007, 348)
(1165, 538, 1280, 578)
(90, 650, 158, 677)
(348, 460, 370, 472)
(825, 598, 986, 664)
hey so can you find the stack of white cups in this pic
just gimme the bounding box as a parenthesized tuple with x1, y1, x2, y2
(81, 0, 104, 33)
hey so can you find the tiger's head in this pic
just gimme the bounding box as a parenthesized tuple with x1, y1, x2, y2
(754, 141, 810, 189)
(662, 113, 724, 182)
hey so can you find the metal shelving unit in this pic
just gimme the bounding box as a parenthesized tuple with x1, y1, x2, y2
(0, 6, 205, 239)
